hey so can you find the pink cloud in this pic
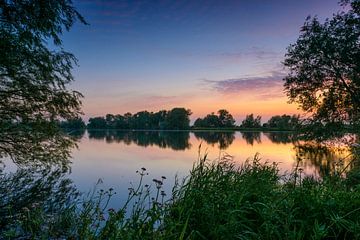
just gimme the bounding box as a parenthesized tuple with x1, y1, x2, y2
(203, 71, 287, 100)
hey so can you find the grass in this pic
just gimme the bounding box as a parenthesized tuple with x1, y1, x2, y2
(2, 153, 360, 239)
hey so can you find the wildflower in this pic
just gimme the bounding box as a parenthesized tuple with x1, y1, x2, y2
(31, 202, 39, 208)
(22, 207, 30, 212)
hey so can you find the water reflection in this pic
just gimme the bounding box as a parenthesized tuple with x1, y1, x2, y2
(88, 130, 191, 151)
(264, 132, 297, 144)
(83, 130, 358, 178)
(85, 130, 301, 148)
(0, 126, 78, 170)
(294, 141, 359, 178)
(1, 129, 359, 235)
(0, 165, 78, 234)
(193, 131, 235, 149)
(241, 131, 261, 145)
(0, 127, 80, 235)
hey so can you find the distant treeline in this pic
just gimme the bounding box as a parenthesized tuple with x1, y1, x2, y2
(88, 108, 192, 130)
(59, 108, 301, 131)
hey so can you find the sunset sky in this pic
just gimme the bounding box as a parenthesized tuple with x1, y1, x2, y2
(63, 0, 342, 122)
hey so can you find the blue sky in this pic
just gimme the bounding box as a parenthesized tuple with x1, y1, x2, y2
(62, 0, 342, 121)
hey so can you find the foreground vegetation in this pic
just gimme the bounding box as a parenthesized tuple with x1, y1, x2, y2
(2, 152, 360, 239)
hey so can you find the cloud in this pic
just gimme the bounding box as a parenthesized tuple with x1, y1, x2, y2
(203, 71, 287, 100)
(212, 47, 283, 63)
(123, 94, 195, 111)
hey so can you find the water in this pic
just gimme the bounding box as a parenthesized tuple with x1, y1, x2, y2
(2, 130, 351, 211)
(65, 130, 349, 209)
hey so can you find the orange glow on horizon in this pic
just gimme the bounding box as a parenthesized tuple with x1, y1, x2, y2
(82, 90, 301, 122)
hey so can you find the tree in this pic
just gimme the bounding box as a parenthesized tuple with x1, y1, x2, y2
(202, 113, 221, 128)
(0, 1, 86, 166)
(193, 109, 236, 128)
(194, 118, 205, 128)
(165, 108, 192, 130)
(132, 111, 151, 129)
(283, 0, 360, 128)
(87, 117, 107, 129)
(265, 114, 300, 130)
(218, 109, 236, 127)
(59, 117, 86, 130)
(240, 114, 262, 128)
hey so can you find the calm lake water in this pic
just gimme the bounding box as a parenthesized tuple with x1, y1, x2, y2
(63, 130, 348, 209)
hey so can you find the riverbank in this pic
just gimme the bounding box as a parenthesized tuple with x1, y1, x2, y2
(2, 154, 360, 239)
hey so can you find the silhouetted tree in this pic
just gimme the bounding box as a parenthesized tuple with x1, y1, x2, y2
(132, 111, 152, 129)
(284, 0, 360, 129)
(59, 117, 86, 130)
(218, 109, 236, 127)
(193, 109, 236, 128)
(240, 114, 262, 128)
(195, 113, 220, 128)
(88, 117, 107, 129)
(265, 114, 300, 130)
(152, 110, 167, 129)
(165, 108, 192, 130)
(0, 0, 86, 165)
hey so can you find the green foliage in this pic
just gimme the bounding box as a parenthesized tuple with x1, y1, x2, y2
(218, 109, 236, 127)
(87, 116, 107, 129)
(264, 114, 301, 130)
(194, 109, 236, 128)
(0, 166, 79, 238)
(165, 108, 192, 130)
(0, 0, 86, 165)
(284, 0, 360, 128)
(240, 113, 262, 128)
(88, 108, 192, 130)
(5, 152, 360, 239)
(59, 117, 86, 130)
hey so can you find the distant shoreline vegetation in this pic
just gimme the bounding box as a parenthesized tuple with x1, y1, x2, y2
(59, 108, 302, 131)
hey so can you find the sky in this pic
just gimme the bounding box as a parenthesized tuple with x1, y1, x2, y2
(63, 0, 342, 123)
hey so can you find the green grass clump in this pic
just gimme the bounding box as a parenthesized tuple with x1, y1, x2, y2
(2, 154, 360, 239)
(162, 154, 360, 239)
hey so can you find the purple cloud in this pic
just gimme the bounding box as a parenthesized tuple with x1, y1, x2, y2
(212, 47, 283, 63)
(203, 71, 287, 100)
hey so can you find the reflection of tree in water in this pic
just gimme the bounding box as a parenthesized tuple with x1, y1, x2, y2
(193, 131, 235, 150)
(88, 130, 191, 151)
(241, 132, 261, 145)
(0, 126, 79, 171)
(264, 132, 297, 144)
(0, 127, 82, 235)
(294, 142, 355, 178)
(67, 128, 86, 141)
(0, 165, 79, 235)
